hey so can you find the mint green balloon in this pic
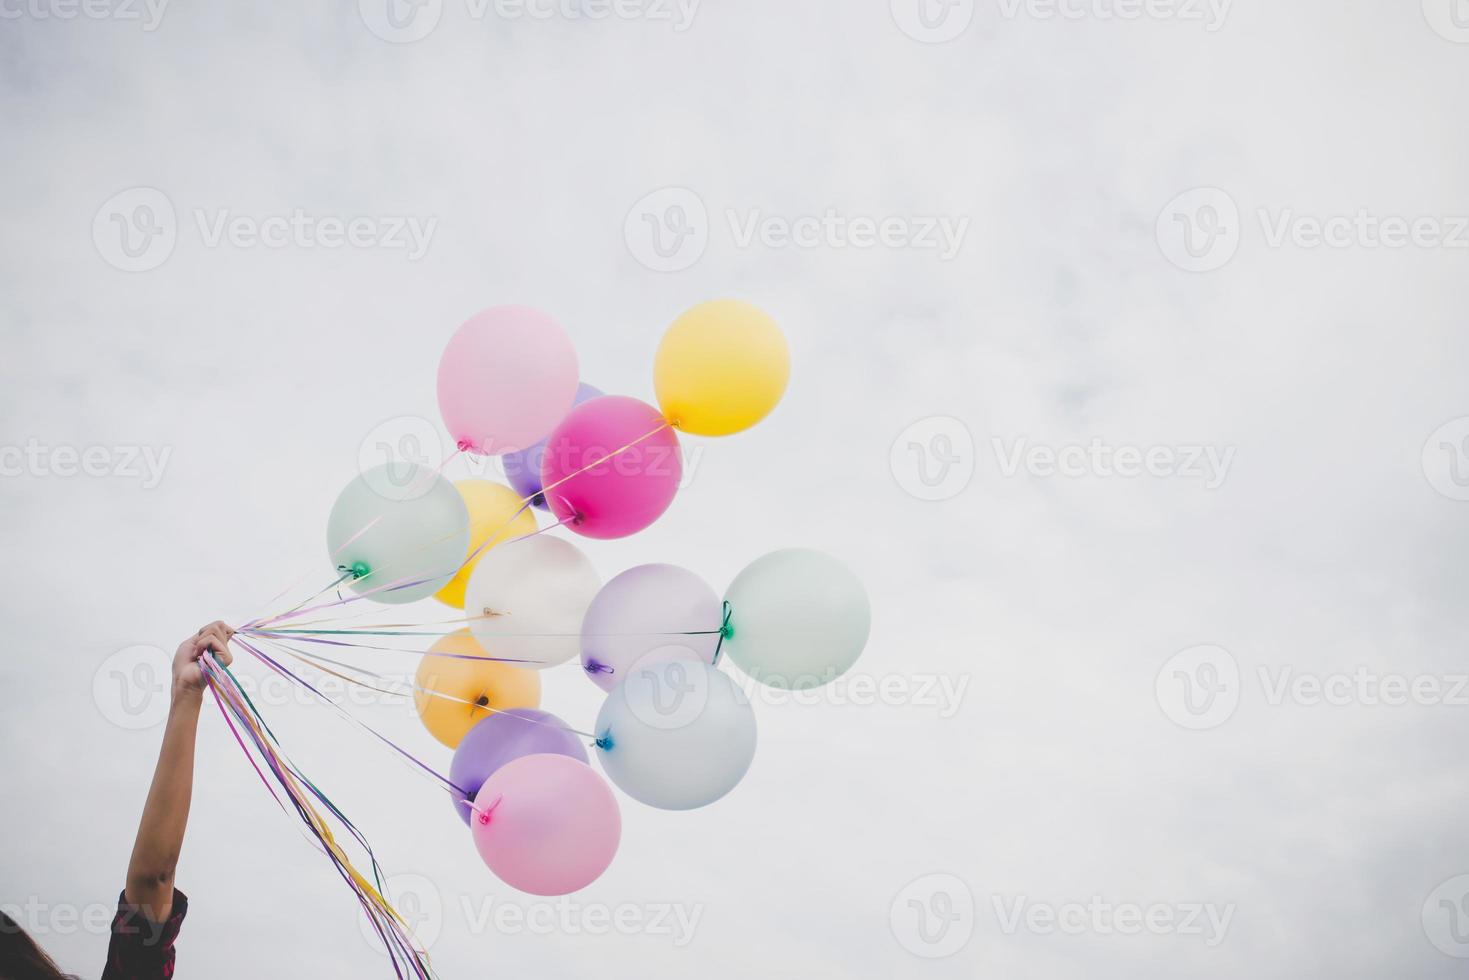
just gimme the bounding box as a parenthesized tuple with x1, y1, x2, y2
(325, 463, 470, 604)
(721, 549, 870, 689)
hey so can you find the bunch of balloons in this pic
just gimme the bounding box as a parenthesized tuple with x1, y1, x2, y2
(318, 300, 870, 897)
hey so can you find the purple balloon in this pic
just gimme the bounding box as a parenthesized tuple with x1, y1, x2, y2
(503, 383, 602, 509)
(580, 563, 723, 693)
(448, 708, 589, 826)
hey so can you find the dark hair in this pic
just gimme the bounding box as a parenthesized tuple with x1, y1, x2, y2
(0, 911, 77, 980)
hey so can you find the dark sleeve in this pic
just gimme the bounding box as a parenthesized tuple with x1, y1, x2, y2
(100, 889, 187, 980)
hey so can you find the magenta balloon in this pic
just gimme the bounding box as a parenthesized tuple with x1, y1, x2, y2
(437, 306, 580, 456)
(448, 709, 589, 826)
(580, 564, 722, 693)
(471, 754, 621, 896)
(540, 395, 682, 539)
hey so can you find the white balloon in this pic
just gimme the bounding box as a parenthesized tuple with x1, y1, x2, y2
(595, 661, 756, 810)
(465, 535, 601, 668)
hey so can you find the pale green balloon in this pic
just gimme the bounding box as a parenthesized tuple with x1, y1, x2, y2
(721, 549, 870, 689)
(325, 463, 470, 605)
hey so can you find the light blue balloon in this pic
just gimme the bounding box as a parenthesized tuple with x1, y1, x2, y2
(722, 549, 870, 689)
(325, 463, 470, 604)
(595, 660, 756, 810)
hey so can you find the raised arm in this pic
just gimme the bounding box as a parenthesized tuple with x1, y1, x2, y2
(122, 621, 234, 922)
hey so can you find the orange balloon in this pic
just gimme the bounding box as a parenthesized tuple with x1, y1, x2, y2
(414, 630, 541, 749)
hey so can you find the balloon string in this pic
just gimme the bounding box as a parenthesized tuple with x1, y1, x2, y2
(261, 634, 600, 742)
(244, 626, 725, 639)
(200, 648, 437, 978)
(252, 418, 672, 631)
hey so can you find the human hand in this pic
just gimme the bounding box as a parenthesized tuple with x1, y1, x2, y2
(172, 621, 235, 702)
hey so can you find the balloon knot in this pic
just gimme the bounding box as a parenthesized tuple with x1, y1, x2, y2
(594, 734, 614, 751)
(338, 561, 370, 580)
(456, 438, 472, 452)
(585, 661, 615, 675)
(712, 601, 734, 665)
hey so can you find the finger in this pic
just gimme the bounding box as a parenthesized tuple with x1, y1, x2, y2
(193, 628, 229, 658)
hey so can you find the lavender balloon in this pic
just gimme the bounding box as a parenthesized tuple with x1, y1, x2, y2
(503, 383, 602, 509)
(448, 708, 588, 826)
(580, 563, 723, 693)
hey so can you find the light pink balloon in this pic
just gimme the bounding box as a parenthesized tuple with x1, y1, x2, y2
(540, 395, 682, 539)
(437, 306, 580, 456)
(470, 753, 620, 896)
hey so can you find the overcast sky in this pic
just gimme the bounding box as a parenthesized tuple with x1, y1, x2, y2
(3, 2, 1469, 977)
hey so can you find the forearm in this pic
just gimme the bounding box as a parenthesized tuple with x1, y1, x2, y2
(124, 688, 201, 921)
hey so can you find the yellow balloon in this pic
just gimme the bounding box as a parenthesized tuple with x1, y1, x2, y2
(433, 479, 537, 608)
(654, 299, 790, 436)
(414, 630, 541, 749)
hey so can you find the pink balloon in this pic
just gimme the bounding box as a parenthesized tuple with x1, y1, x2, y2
(470, 753, 621, 896)
(437, 306, 580, 456)
(540, 395, 682, 539)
